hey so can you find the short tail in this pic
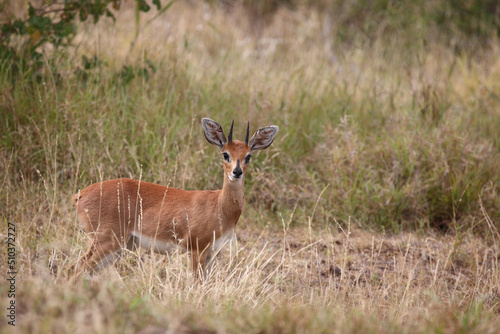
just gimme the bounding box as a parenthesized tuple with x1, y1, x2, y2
(71, 193, 81, 205)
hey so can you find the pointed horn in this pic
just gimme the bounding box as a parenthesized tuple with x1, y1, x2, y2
(228, 119, 234, 143)
(245, 121, 250, 145)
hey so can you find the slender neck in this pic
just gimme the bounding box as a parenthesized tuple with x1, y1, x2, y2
(218, 174, 245, 226)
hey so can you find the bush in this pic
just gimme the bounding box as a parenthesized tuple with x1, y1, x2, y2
(0, 0, 163, 78)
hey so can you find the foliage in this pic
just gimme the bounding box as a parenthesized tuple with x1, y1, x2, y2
(0, 0, 163, 77)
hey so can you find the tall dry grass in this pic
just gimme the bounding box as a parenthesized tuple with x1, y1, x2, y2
(1, 1, 499, 332)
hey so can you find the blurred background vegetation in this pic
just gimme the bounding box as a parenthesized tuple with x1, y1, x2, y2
(1, 0, 499, 236)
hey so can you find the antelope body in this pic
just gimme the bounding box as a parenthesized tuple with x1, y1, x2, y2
(73, 118, 278, 277)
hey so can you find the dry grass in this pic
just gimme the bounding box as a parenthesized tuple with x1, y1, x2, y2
(1, 1, 500, 332)
(1, 200, 499, 333)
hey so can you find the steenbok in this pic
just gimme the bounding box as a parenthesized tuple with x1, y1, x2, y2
(73, 118, 278, 278)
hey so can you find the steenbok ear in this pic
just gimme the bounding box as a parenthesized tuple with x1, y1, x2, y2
(202, 118, 227, 150)
(249, 125, 279, 151)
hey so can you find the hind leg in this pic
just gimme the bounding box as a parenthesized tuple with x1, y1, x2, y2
(73, 233, 124, 277)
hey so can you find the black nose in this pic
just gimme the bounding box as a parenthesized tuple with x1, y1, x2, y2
(233, 166, 243, 178)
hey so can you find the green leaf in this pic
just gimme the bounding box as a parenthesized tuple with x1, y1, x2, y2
(13, 19, 27, 31)
(28, 3, 36, 17)
(137, 0, 150, 12)
(105, 9, 116, 23)
(153, 0, 162, 11)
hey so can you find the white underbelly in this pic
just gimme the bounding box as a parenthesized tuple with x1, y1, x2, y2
(130, 231, 186, 253)
(130, 229, 235, 254)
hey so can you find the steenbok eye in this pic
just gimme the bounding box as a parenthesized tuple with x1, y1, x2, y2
(244, 155, 252, 164)
(222, 152, 230, 162)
